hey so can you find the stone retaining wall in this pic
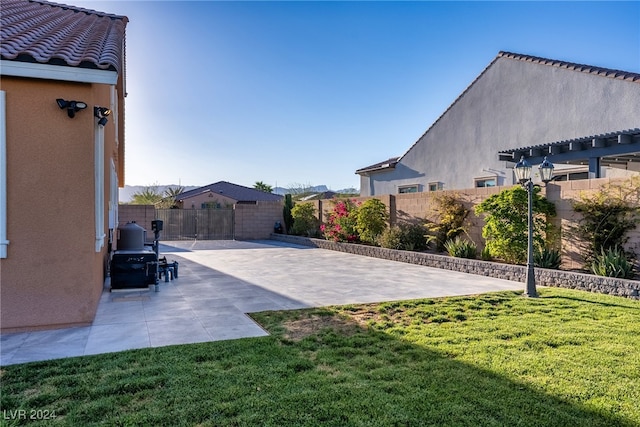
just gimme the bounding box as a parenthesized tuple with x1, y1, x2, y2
(270, 234, 640, 300)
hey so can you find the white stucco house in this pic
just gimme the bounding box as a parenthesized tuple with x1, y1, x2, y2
(357, 51, 640, 196)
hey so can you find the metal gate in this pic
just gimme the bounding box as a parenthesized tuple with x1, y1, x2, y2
(155, 208, 234, 240)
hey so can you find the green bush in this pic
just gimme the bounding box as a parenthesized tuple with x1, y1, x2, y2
(425, 194, 470, 251)
(378, 223, 427, 251)
(283, 194, 294, 234)
(378, 226, 403, 250)
(321, 199, 360, 242)
(534, 248, 562, 269)
(475, 186, 556, 265)
(444, 237, 477, 259)
(480, 246, 492, 261)
(571, 177, 639, 267)
(291, 203, 319, 237)
(356, 199, 389, 245)
(591, 247, 635, 279)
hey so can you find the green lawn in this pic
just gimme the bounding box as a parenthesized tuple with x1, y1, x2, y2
(1, 287, 639, 426)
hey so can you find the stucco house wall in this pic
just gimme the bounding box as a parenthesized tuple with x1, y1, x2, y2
(359, 52, 640, 196)
(178, 191, 237, 209)
(0, 0, 128, 332)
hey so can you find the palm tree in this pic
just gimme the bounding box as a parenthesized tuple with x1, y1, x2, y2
(254, 181, 273, 193)
(159, 186, 185, 208)
(131, 186, 163, 205)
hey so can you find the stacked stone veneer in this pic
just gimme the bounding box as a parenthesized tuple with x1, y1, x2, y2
(270, 234, 640, 300)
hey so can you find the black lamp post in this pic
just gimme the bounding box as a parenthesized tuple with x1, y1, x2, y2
(514, 156, 554, 297)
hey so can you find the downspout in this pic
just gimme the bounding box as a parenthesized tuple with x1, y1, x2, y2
(0, 91, 8, 258)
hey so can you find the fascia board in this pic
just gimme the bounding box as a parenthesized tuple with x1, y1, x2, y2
(0, 60, 117, 85)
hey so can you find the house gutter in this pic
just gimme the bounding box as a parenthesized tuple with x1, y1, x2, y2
(0, 91, 8, 258)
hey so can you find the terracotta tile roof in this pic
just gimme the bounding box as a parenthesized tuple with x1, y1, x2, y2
(0, 0, 128, 73)
(177, 181, 284, 203)
(498, 51, 640, 82)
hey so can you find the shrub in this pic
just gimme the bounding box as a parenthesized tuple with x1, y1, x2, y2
(356, 199, 389, 245)
(291, 203, 319, 237)
(283, 194, 294, 234)
(475, 186, 556, 264)
(480, 246, 492, 261)
(444, 237, 477, 259)
(591, 247, 635, 279)
(425, 194, 470, 251)
(378, 226, 403, 250)
(571, 177, 639, 267)
(534, 248, 562, 269)
(321, 199, 360, 242)
(378, 223, 428, 251)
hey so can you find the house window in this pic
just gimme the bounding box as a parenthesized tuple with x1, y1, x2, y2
(398, 185, 419, 194)
(475, 178, 497, 188)
(428, 182, 444, 192)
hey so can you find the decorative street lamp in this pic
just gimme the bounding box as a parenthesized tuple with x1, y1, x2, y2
(514, 156, 554, 297)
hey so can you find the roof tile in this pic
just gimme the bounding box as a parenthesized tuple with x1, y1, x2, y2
(1, 0, 128, 73)
(177, 181, 284, 203)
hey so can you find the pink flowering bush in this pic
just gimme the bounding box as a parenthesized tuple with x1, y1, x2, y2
(321, 199, 360, 242)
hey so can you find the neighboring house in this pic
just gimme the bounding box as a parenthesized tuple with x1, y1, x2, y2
(175, 181, 283, 209)
(0, 0, 128, 331)
(357, 51, 640, 196)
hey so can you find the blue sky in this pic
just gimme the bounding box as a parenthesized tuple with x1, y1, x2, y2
(72, 1, 640, 191)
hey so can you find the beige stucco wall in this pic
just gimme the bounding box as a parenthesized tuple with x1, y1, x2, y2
(178, 191, 237, 209)
(0, 76, 119, 332)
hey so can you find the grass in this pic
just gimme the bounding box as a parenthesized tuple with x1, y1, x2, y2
(1, 287, 639, 426)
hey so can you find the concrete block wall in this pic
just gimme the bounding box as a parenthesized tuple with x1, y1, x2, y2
(311, 177, 639, 270)
(116, 204, 156, 244)
(234, 201, 284, 240)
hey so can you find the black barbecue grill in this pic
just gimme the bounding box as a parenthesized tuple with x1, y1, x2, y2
(110, 220, 178, 290)
(110, 222, 158, 289)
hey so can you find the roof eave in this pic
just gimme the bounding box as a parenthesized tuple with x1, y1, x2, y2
(0, 60, 118, 84)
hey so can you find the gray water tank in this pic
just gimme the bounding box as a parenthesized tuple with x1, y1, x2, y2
(118, 222, 146, 251)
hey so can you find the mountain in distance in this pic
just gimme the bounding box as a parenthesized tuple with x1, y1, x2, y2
(120, 184, 359, 202)
(273, 185, 358, 195)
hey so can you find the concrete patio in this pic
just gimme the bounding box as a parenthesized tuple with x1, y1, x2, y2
(1, 240, 523, 366)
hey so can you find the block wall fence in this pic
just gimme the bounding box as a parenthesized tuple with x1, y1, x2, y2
(117, 177, 638, 270)
(301, 177, 640, 271)
(118, 201, 284, 242)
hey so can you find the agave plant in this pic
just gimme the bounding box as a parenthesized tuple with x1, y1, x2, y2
(534, 248, 562, 269)
(444, 237, 477, 259)
(591, 247, 635, 279)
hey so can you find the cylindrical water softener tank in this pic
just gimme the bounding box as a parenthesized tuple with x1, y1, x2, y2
(117, 222, 146, 251)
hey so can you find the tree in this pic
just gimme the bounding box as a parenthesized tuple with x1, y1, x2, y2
(475, 186, 556, 264)
(156, 186, 184, 209)
(571, 176, 639, 265)
(291, 203, 319, 237)
(254, 181, 273, 193)
(283, 194, 294, 234)
(425, 193, 470, 251)
(131, 185, 163, 205)
(356, 198, 389, 244)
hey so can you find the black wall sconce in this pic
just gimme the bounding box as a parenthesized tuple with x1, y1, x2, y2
(56, 98, 87, 118)
(94, 106, 111, 126)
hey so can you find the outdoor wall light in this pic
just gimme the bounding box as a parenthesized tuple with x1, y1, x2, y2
(514, 156, 555, 298)
(56, 98, 87, 118)
(94, 106, 111, 126)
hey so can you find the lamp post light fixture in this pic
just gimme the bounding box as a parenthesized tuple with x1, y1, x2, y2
(514, 156, 554, 298)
